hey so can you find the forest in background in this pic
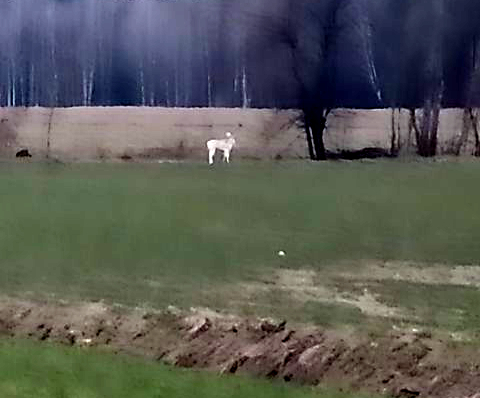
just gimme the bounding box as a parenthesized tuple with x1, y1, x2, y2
(0, 0, 478, 109)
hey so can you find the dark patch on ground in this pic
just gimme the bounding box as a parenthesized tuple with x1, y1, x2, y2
(16, 149, 32, 158)
(327, 147, 394, 160)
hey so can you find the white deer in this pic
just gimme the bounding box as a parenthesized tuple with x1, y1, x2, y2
(206, 132, 236, 165)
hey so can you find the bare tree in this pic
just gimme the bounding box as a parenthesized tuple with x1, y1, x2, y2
(372, 0, 445, 157)
(272, 0, 351, 160)
(412, 1, 444, 157)
(448, 0, 480, 156)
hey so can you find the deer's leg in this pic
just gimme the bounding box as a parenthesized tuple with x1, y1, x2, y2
(208, 148, 215, 164)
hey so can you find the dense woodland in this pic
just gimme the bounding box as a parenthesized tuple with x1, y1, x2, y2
(0, 0, 479, 108)
(1, 0, 480, 158)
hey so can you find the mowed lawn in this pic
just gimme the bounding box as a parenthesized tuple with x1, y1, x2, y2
(0, 339, 367, 398)
(1, 160, 480, 327)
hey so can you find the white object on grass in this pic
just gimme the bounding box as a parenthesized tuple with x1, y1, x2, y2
(278, 250, 286, 257)
(206, 132, 236, 165)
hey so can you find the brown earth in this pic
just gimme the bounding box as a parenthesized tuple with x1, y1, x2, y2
(1, 296, 480, 398)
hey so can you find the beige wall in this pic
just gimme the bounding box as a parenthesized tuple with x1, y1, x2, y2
(325, 108, 477, 155)
(0, 107, 476, 161)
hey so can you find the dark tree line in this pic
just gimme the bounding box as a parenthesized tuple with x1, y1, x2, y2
(272, 0, 480, 159)
(371, 0, 480, 157)
(1, 0, 480, 158)
(0, 0, 295, 108)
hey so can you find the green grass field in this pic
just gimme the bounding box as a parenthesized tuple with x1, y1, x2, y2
(0, 339, 369, 398)
(1, 160, 480, 329)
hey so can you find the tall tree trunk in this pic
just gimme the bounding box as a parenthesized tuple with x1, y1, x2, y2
(468, 108, 480, 156)
(429, 99, 441, 156)
(411, 91, 442, 158)
(313, 129, 327, 160)
(303, 112, 315, 160)
(46, 108, 54, 160)
(390, 108, 402, 156)
(304, 108, 330, 160)
(454, 108, 472, 155)
(409, 109, 419, 146)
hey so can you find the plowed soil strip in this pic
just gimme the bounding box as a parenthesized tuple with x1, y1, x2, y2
(0, 297, 479, 398)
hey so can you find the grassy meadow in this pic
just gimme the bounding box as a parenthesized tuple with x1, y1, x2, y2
(1, 160, 480, 330)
